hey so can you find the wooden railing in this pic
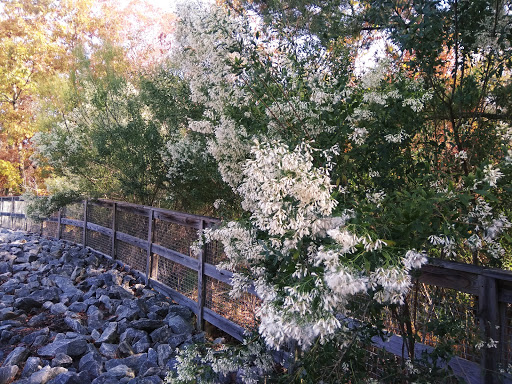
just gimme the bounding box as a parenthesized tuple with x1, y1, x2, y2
(2, 196, 512, 383)
(0, 196, 258, 342)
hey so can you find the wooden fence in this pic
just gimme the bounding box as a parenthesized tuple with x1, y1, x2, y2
(2, 196, 512, 383)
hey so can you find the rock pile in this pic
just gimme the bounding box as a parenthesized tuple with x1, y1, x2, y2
(0, 228, 200, 384)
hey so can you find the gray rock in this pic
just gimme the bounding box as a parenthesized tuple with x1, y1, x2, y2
(167, 315, 193, 334)
(120, 329, 147, 345)
(78, 360, 103, 379)
(46, 371, 81, 384)
(14, 297, 42, 311)
(97, 322, 117, 343)
(79, 352, 103, 371)
(38, 338, 88, 358)
(156, 344, 172, 368)
(141, 367, 160, 378)
(21, 357, 42, 378)
(29, 288, 60, 303)
(149, 326, 172, 344)
(0, 365, 18, 384)
(2, 346, 29, 366)
(130, 320, 164, 331)
(22, 328, 50, 347)
(64, 317, 88, 335)
(28, 366, 68, 384)
(51, 353, 73, 367)
(115, 306, 139, 321)
(68, 302, 88, 313)
(139, 376, 163, 384)
(87, 307, 104, 329)
(105, 353, 147, 374)
(167, 305, 192, 320)
(99, 343, 118, 359)
(117, 341, 134, 357)
(102, 364, 134, 379)
(50, 303, 68, 315)
(168, 333, 188, 350)
(132, 335, 150, 354)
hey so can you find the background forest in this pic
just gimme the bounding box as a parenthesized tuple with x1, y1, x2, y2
(2, 0, 512, 382)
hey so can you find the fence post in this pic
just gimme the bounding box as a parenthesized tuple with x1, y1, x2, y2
(145, 209, 154, 286)
(82, 200, 88, 246)
(57, 208, 62, 240)
(478, 274, 499, 383)
(149, 210, 159, 281)
(197, 219, 206, 331)
(10, 196, 14, 229)
(111, 202, 117, 259)
(23, 199, 27, 232)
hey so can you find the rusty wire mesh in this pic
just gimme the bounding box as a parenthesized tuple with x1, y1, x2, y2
(61, 224, 83, 244)
(354, 283, 481, 364)
(205, 276, 260, 330)
(153, 219, 198, 258)
(87, 204, 112, 228)
(498, 303, 512, 371)
(86, 230, 112, 256)
(205, 240, 226, 265)
(42, 220, 58, 238)
(157, 256, 198, 301)
(116, 209, 148, 239)
(116, 240, 147, 274)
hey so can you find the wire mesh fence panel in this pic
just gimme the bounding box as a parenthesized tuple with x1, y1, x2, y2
(13, 200, 24, 215)
(12, 217, 25, 231)
(86, 230, 112, 256)
(42, 221, 58, 238)
(62, 203, 84, 221)
(61, 224, 83, 244)
(116, 209, 148, 240)
(117, 240, 147, 274)
(356, 283, 481, 364)
(153, 219, 198, 258)
(0, 215, 9, 229)
(498, 303, 512, 371)
(205, 240, 226, 265)
(87, 204, 113, 228)
(26, 219, 41, 234)
(157, 256, 198, 302)
(363, 344, 404, 381)
(205, 276, 260, 330)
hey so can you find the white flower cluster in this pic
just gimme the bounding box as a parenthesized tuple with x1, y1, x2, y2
(483, 164, 504, 187)
(238, 140, 337, 250)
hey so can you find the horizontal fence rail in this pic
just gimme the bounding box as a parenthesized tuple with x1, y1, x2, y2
(2, 196, 512, 383)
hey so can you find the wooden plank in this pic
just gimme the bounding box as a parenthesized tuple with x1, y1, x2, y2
(204, 263, 233, 286)
(10, 196, 14, 230)
(478, 275, 500, 383)
(145, 209, 154, 285)
(203, 307, 246, 341)
(197, 219, 206, 331)
(419, 265, 479, 294)
(82, 200, 88, 246)
(151, 243, 198, 271)
(149, 279, 199, 314)
(153, 210, 203, 229)
(112, 202, 117, 259)
(88, 200, 115, 209)
(56, 208, 61, 240)
(203, 264, 258, 297)
(60, 218, 84, 228)
(86, 222, 113, 237)
(115, 203, 151, 217)
(372, 333, 486, 384)
(116, 231, 149, 250)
